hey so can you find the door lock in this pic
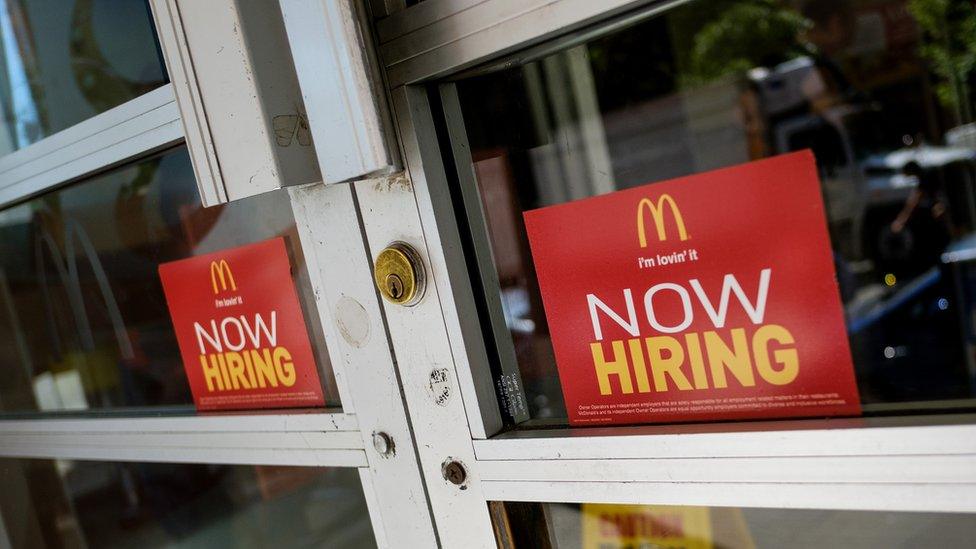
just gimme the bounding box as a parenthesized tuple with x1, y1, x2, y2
(374, 242, 425, 306)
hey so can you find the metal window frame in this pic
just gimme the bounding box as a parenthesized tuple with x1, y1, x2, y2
(364, 1, 976, 546)
(0, 84, 182, 209)
(376, 0, 661, 86)
(0, 412, 366, 466)
(473, 416, 976, 512)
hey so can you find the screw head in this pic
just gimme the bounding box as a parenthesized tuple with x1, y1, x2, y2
(372, 432, 394, 457)
(442, 460, 467, 486)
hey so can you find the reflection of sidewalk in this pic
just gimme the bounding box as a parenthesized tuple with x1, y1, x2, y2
(843, 228, 976, 334)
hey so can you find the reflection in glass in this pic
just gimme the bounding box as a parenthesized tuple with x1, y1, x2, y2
(453, 0, 976, 421)
(0, 459, 375, 548)
(0, 0, 167, 153)
(0, 146, 339, 414)
(490, 501, 974, 549)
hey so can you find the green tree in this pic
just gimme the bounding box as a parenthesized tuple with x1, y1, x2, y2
(908, 0, 976, 124)
(679, 0, 810, 87)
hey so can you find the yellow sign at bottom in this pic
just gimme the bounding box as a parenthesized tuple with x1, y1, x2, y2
(582, 504, 714, 549)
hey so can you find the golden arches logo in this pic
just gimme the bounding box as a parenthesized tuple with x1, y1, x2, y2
(210, 260, 237, 294)
(636, 194, 689, 248)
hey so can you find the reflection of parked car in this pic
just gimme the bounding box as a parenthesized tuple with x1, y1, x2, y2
(947, 123, 976, 149)
(846, 264, 969, 403)
(750, 57, 976, 267)
(846, 230, 976, 404)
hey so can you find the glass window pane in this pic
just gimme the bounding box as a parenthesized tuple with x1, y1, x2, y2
(0, 146, 340, 415)
(451, 0, 976, 423)
(0, 0, 167, 154)
(0, 458, 375, 548)
(490, 501, 974, 548)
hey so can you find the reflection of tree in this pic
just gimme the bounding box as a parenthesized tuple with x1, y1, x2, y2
(908, 0, 976, 124)
(70, 0, 161, 112)
(675, 0, 810, 87)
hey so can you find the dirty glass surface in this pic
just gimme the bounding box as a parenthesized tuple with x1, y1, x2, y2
(0, 0, 167, 154)
(490, 501, 974, 548)
(0, 458, 375, 548)
(451, 0, 976, 422)
(0, 146, 340, 415)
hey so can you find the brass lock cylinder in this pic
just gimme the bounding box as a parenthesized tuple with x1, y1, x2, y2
(374, 242, 426, 306)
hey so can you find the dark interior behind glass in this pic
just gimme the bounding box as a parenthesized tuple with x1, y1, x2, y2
(0, 459, 375, 548)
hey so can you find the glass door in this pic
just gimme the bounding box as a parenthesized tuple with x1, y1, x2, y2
(368, 0, 976, 546)
(0, 1, 437, 547)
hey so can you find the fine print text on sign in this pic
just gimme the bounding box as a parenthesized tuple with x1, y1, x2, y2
(524, 151, 860, 426)
(159, 237, 325, 411)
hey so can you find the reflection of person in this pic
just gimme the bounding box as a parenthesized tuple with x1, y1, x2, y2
(891, 161, 950, 234)
(883, 161, 953, 275)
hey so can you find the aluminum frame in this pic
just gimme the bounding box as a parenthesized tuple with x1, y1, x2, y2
(438, 83, 527, 426)
(0, 85, 181, 209)
(0, 412, 366, 467)
(377, 0, 658, 86)
(473, 416, 976, 512)
(280, 0, 399, 184)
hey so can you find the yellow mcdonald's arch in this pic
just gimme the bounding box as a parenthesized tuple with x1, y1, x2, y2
(636, 194, 689, 248)
(210, 259, 237, 293)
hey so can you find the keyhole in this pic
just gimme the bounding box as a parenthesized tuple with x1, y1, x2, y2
(386, 274, 404, 300)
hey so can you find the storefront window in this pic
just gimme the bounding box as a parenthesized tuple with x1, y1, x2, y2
(490, 501, 974, 548)
(0, 0, 167, 154)
(0, 459, 375, 548)
(449, 0, 976, 421)
(0, 146, 339, 415)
